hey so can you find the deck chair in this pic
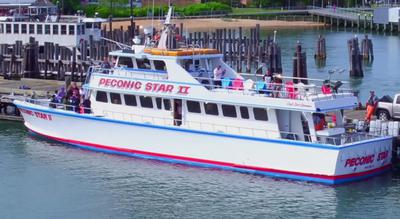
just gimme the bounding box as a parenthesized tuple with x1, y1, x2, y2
(285, 81, 297, 99)
(221, 78, 232, 89)
(232, 78, 244, 90)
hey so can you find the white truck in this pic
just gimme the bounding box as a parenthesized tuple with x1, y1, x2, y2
(376, 94, 400, 120)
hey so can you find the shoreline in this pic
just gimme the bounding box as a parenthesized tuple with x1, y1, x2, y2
(104, 18, 325, 31)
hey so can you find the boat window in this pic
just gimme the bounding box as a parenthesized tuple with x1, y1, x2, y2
(0, 24, 3, 33)
(156, 97, 162, 109)
(240, 106, 249, 119)
(29, 24, 34, 34)
(222, 105, 237, 118)
(163, 99, 172, 111)
(53, 25, 58, 35)
(21, 24, 27, 34)
(124, 94, 137, 106)
(77, 25, 80, 35)
(118, 57, 133, 68)
(69, 25, 75, 35)
(110, 93, 122, 105)
(187, 101, 201, 113)
(81, 25, 85, 34)
(153, 60, 166, 71)
(94, 22, 101, 29)
(45, 24, 50, 34)
(140, 96, 153, 108)
(61, 25, 66, 35)
(204, 103, 219, 116)
(96, 91, 108, 103)
(86, 23, 92, 29)
(253, 108, 268, 121)
(13, 24, 19, 34)
(136, 58, 151, 70)
(36, 24, 42, 34)
(6, 24, 11, 33)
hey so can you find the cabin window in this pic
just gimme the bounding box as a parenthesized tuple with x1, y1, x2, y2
(6, 24, 11, 33)
(136, 58, 151, 70)
(222, 105, 237, 118)
(163, 99, 172, 111)
(77, 25, 80, 35)
(124, 94, 137, 106)
(155, 98, 162, 109)
(0, 24, 3, 33)
(204, 103, 218, 116)
(53, 25, 58, 35)
(96, 91, 108, 103)
(187, 101, 201, 113)
(61, 25, 66, 35)
(37, 24, 42, 34)
(45, 25, 50, 34)
(240, 107, 249, 119)
(110, 93, 122, 105)
(94, 22, 101, 29)
(86, 23, 92, 29)
(118, 57, 133, 68)
(69, 25, 75, 35)
(29, 24, 34, 34)
(253, 108, 268, 121)
(153, 60, 166, 71)
(13, 24, 19, 34)
(81, 25, 85, 34)
(140, 96, 154, 108)
(21, 24, 27, 34)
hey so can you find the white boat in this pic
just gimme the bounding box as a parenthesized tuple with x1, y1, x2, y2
(14, 7, 392, 185)
(0, 9, 106, 47)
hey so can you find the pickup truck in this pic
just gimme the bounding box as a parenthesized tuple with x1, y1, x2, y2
(376, 94, 400, 120)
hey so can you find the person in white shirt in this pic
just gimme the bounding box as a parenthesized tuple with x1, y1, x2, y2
(213, 65, 225, 87)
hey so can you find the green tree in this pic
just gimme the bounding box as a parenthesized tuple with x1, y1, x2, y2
(51, 0, 81, 14)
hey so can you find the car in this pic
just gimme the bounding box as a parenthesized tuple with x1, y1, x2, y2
(375, 93, 400, 121)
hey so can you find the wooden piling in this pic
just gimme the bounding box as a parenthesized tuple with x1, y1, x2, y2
(361, 35, 374, 61)
(348, 36, 364, 77)
(314, 35, 326, 60)
(292, 42, 308, 84)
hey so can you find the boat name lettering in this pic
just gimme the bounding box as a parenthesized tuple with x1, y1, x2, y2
(377, 151, 389, 161)
(98, 78, 190, 95)
(20, 109, 52, 121)
(345, 154, 375, 167)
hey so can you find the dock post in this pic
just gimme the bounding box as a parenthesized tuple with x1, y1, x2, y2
(361, 35, 374, 61)
(292, 41, 308, 84)
(348, 36, 364, 77)
(314, 35, 326, 60)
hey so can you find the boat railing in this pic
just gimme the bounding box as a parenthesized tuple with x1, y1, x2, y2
(87, 66, 167, 80)
(192, 76, 354, 102)
(101, 109, 380, 146)
(25, 98, 93, 114)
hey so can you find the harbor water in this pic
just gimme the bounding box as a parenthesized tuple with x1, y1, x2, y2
(1, 121, 400, 218)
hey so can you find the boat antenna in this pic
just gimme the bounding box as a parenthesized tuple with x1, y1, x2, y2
(151, 0, 155, 35)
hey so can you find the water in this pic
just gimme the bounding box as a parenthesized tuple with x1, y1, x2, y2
(255, 27, 400, 102)
(1, 120, 400, 218)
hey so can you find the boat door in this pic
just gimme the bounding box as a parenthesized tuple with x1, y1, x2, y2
(173, 99, 182, 126)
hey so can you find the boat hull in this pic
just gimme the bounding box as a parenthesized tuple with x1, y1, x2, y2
(15, 101, 393, 185)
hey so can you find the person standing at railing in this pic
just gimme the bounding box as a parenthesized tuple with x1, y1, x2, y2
(262, 70, 273, 96)
(365, 90, 379, 122)
(272, 74, 283, 98)
(68, 90, 81, 113)
(213, 65, 225, 88)
(100, 57, 112, 73)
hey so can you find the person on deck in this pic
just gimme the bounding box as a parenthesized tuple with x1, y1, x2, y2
(313, 113, 326, 131)
(365, 90, 379, 122)
(213, 65, 225, 87)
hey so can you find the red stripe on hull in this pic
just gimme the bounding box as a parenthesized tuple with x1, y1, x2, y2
(28, 128, 391, 182)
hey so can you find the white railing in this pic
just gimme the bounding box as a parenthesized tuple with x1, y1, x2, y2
(101, 109, 380, 146)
